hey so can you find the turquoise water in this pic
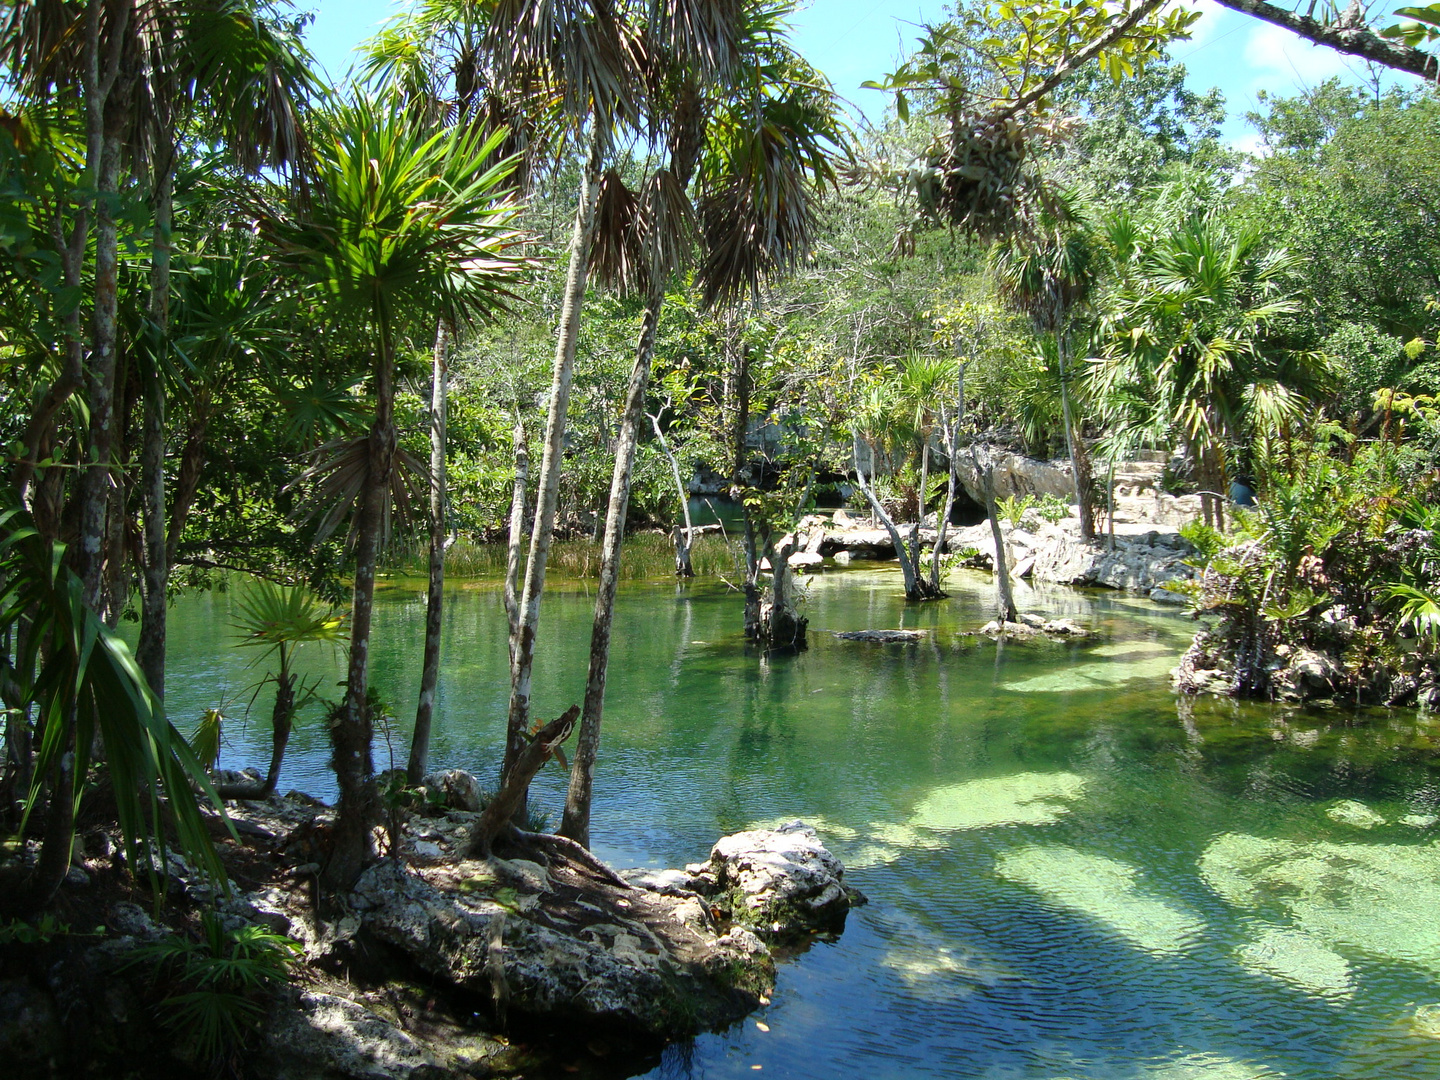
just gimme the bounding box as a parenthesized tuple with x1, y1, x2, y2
(158, 567, 1440, 1080)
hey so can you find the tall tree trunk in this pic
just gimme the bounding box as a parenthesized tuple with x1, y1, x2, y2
(77, 126, 125, 612)
(975, 445, 1017, 624)
(731, 326, 763, 634)
(504, 417, 528, 662)
(560, 288, 662, 847)
(325, 339, 395, 888)
(138, 151, 174, 699)
(501, 129, 606, 800)
(15, 216, 87, 518)
(650, 414, 694, 576)
(408, 321, 451, 786)
(908, 440, 929, 571)
(1057, 331, 1093, 541)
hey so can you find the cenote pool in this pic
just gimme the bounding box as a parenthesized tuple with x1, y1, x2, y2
(155, 566, 1440, 1080)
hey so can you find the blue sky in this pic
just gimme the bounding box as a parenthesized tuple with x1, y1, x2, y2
(300, 0, 1426, 151)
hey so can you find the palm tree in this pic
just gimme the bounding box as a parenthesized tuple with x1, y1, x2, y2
(493, 0, 652, 794)
(557, 5, 841, 845)
(699, 37, 841, 648)
(989, 202, 1097, 539)
(0, 1, 313, 631)
(1090, 214, 1330, 531)
(256, 95, 527, 886)
(216, 581, 345, 799)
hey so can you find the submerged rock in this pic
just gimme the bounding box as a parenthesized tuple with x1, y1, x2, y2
(682, 821, 860, 940)
(1326, 799, 1386, 829)
(834, 629, 925, 643)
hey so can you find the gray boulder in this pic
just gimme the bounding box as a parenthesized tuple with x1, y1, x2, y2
(351, 855, 773, 1036)
(683, 821, 858, 939)
(420, 769, 484, 813)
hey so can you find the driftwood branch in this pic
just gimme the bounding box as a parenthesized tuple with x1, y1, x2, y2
(468, 705, 579, 858)
(1211, 0, 1438, 81)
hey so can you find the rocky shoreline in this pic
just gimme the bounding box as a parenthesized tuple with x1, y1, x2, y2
(780, 512, 1196, 601)
(1, 781, 859, 1080)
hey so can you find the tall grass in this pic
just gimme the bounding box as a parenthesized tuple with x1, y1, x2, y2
(387, 531, 738, 582)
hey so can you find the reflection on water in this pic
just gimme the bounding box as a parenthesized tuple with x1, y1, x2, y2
(152, 564, 1440, 1080)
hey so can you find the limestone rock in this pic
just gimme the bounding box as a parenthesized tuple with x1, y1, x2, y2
(262, 991, 438, 1080)
(978, 619, 1041, 637)
(834, 629, 925, 643)
(1326, 800, 1386, 829)
(352, 856, 774, 1036)
(954, 449, 1073, 505)
(1272, 648, 1342, 701)
(686, 821, 856, 939)
(420, 769, 484, 813)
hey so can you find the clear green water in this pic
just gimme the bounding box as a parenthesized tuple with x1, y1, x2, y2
(156, 567, 1440, 1080)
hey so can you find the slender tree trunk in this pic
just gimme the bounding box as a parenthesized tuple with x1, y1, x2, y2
(909, 440, 929, 570)
(731, 328, 765, 635)
(501, 129, 606, 799)
(138, 154, 174, 699)
(408, 321, 451, 785)
(560, 288, 662, 847)
(930, 405, 958, 592)
(166, 402, 211, 568)
(77, 127, 125, 612)
(975, 445, 1017, 624)
(1107, 457, 1116, 548)
(263, 673, 296, 796)
(1057, 331, 1093, 541)
(852, 443, 921, 604)
(650, 414, 694, 576)
(15, 216, 86, 516)
(103, 448, 128, 627)
(325, 339, 395, 888)
(504, 418, 528, 661)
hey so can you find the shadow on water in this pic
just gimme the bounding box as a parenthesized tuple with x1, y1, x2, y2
(151, 564, 1440, 1080)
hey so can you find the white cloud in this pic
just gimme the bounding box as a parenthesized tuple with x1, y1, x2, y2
(1242, 22, 1361, 91)
(1170, 0, 1232, 51)
(1228, 131, 1269, 158)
